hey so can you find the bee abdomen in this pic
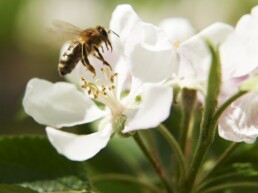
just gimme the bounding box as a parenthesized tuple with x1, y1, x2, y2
(58, 41, 82, 76)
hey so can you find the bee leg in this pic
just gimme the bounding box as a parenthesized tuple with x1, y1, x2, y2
(81, 43, 96, 76)
(107, 39, 113, 52)
(103, 39, 113, 52)
(93, 46, 112, 70)
(100, 45, 104, 53)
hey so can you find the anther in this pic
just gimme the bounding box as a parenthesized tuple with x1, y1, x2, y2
(110, 75, 115, 83)
(174, 40, 180, 48)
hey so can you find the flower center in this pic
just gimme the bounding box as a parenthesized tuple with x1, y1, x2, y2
(174, 40, 180, 48)
(81, 67, 125, 118)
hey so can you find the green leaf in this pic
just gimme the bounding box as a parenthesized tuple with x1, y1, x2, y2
(0, 184, 38, 193)
(198, 142, 258, 193)
(240, 73, 258, 92)
(202, 41, 222, 132)
(0, 136, 91, 193)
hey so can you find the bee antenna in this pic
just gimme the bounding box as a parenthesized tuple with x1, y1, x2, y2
(108, 30, 119, 37)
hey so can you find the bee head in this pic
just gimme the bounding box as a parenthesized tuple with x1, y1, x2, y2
(97, 26, 108, 40)
(97, 26, 119, 52)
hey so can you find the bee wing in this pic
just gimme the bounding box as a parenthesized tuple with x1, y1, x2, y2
(48, 19, 83, 40)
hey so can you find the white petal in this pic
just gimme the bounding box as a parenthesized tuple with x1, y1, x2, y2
(109, 4, 142, 48)
(218, 92, 258, 143)
(220, 12, 258, 79)
(23, 78, 105, 128)
(123, 84, 173, 132)
(198, 22, 233, 47)
(159, 17, 195, 44)
(220, 34, 258, 79)
(125, 23, 177, 83)
(177, 35, 210, 85)
(251, 5, 258, 18)
(219, 76, 249, 104)
(46, 122, 113, 161)
(235, 8, 258, 38)
(177, 22, 233, 90)
(114, 57, 132, 97)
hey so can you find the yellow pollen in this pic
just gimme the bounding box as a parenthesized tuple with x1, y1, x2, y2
(110, 75, 115, 83)
(80, 67, 119, 101)
(174, 40, 180, 48)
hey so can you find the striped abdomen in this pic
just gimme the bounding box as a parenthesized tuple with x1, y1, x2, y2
(58, 41, 82, 76)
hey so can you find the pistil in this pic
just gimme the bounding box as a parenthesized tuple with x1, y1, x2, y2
(81, 67, 124, 118)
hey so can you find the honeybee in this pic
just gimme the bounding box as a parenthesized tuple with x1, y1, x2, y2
(50, 20, 118, 76)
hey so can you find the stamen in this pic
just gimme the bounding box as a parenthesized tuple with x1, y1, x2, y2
(110, 75, 115, 83)
(80, 67, 121, 112)
(80, 68, 124, 118)
(174, 40, 180, 48)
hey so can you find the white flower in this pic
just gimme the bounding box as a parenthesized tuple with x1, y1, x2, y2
(167, 21, 233, 93)
(23, 4, 174, 161)
(218, 6, 258, 143)
(218, 92, 258, 143)
(220, 5, 258, 80)
(159, 17, 196, 45)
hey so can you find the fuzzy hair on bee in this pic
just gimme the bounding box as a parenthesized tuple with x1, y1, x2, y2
(49, 20, 119, 76)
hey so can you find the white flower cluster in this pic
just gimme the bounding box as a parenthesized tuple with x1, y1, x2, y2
(23, 4, 258, 161)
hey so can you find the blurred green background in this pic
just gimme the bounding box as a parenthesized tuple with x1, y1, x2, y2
(0, 0, 257, 135)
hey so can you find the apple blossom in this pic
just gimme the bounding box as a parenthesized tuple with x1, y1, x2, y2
(23, 4, 174, 161)
(220, 5, 258, 80)
(218, 6, 258, 143)
(218, 92, 258, 143)
(168, 22, 233, 93)
(159, 17, 196, 45)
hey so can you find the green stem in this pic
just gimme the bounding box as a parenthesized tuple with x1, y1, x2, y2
(179, 109, 193, 154)
(185, 91, 247, 193)
(196, 171, 248, 192)
(158, 124, 187, 186)
(179, 89, 197, 154)
(211, 91, 246, 124)
(92, 173, 161, 193)
(201, 142, 239, 181)
(184, 44, 220, 193)
(133, 132, 173, 193)
(199, 182, 258, 193)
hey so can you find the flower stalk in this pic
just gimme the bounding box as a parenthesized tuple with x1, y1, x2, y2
(184, 42, 221, 193)
(133, 132, 174, 193)
(179, 88, 197, 155)
(157, 124, 187, 189)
